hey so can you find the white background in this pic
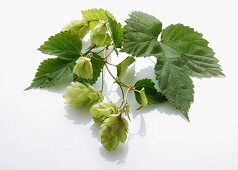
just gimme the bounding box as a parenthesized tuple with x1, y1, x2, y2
(0, 0, 238, 169)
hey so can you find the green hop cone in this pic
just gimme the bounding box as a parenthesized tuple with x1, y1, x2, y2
(138, 88, 148, 107)
(90, 102, 117, 122)
(90, 22, 111, 47)
(100, 115, 128, 151)
(73, 56, 93, 79)
(63, 19, 89, 39)
(63, 82, 103, 107)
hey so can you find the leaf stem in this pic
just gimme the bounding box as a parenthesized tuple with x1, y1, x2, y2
(101, 66, 104, 92)
(82, 44, 97, 55)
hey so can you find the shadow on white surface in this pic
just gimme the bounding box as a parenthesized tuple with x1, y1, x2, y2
(129, 115, 146, 137)
(98, 143, 129, 164)
(90, 123, 101, 142)
(64, 105, 92, 125)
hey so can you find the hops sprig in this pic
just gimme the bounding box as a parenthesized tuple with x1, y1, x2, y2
(28, 8, 224, 151)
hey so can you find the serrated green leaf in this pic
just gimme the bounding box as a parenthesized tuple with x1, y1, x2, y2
(122, 11, 162, 57)
(134, 78, 167, 105)
(155, 62, 194, 121)
(26, 58, 75, 90)
(38, 31, 82, 60)
(161, 24, 224, 76)
(73, 53, 104, 85)
(116, 56, 135, 80)
(82, 8, 115, 22)
(107, 15, 123, 54)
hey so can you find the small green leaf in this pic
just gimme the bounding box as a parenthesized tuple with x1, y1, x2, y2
(122, 11, 162, 57)
(116, 56, 135, 80)
(160, 24, 224, 76)
(82, 8, 115, 22)
(27, 58, 75, 90)
(107, 15, 124, 54)
(38, 31, 82, 60)
(73, 53, 104, 85)
(155, 62, 194, 121)
(134, 79, 167, 105)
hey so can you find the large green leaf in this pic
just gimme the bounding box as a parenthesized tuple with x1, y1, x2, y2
(155, 61, 194, 121)
(161, 24, 223, 76)
(26, 58, 75, 90)
(107, 15, 123, 54)
(82, 8, 115, 22)
(134, 79, 167, 105)
(122, 11, 162, 57)
(73, 53, 104, 85)
(38, 31, 82, 60)
(116, 56, 135, 80)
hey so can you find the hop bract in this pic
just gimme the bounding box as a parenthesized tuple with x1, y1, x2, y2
(63, 82, 103, 107)
(73, 56, 93, 79)
(100, 115, 128, 151)
(138, 87, 148, 107)
(90, 102, 117, 122)
(90, 22, 110, 47)
(63, 19, 89, 39)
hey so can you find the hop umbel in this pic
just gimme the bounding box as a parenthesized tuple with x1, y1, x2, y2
(73, 56, 93, 79)
(63, 82, 103, 107)
(100, 115, 128, 151)
(90, 102, 117, 122)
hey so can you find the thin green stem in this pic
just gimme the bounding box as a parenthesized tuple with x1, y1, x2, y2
(119, 84, 125, 100)
(82, 44, 97, 56)
(106, 62, 117, 67)
(103, 49, 114, 59)
(101, 66, 104, 92)
(105, 64, 117, 80)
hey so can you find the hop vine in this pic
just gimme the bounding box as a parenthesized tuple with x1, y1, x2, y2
(27, 8, 224, 151)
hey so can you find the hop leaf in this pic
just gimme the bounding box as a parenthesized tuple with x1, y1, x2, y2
(63, 82, 103, 107)
(73, 56, 93, 79)
(90, 102, 117, 122)
(100, 115, 128, 151)
(122, 11, 162, 57)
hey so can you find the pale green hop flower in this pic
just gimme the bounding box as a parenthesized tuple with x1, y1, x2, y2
(73, 57, 93, 79)
(100, 115, 128, 151)
(63, 18, 89, 39)
(63, 82, 103, 107)
(138, 87, 148, 107)
(90, 22, 110, 47)
(90, 102, 117, 122)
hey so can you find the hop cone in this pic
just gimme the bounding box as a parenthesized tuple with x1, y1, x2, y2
(90, 102, 117, 122)
(100, 115, 128, 151)
(63, 19, 89, 39)
(73, 56, 93, 80)
(63, 82, 103, 107)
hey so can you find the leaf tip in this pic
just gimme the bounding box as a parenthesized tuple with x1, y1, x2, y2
(184, 113, 190, 122)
